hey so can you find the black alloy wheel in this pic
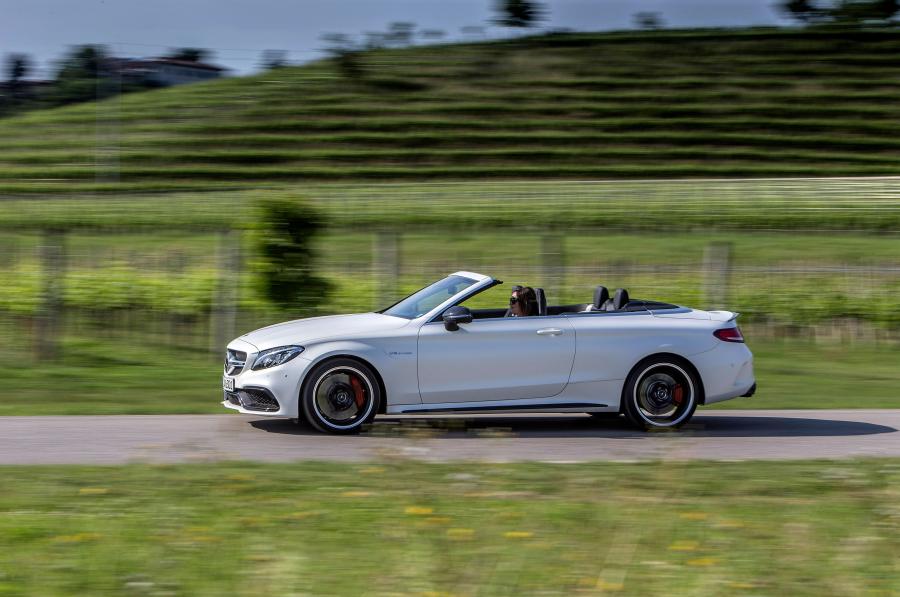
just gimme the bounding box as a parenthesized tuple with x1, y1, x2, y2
(622, 356, 699, 430)
(301, 358, 381, 434)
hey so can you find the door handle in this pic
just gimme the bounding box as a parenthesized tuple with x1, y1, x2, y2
(536, 328, 564, 336)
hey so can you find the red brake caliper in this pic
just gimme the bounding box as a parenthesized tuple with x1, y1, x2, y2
(673, 384, 683, 405)
(350, 375, 366, 408)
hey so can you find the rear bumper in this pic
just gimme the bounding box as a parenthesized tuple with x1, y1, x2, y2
(692, 341, 756, 405)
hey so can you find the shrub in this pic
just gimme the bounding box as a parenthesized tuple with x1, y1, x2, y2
(254, 199, 331, 315)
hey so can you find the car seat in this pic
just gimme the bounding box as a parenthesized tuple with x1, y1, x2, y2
(606, 288, 629, 311)
(585, 285, 610, 311)
(534, 288, 547, 316)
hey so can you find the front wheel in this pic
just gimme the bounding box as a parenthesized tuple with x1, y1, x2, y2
(622, 357, 698, 431)
(301, 358, 381, 434)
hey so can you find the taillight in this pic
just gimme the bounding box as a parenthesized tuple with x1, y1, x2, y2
(714, 327, 745, 343)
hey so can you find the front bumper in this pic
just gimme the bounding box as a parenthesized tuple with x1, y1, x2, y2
(221, 339, 312, 417)
(223, 387, 281, 412)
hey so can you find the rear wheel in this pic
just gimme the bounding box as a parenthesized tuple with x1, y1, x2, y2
(622, 357, 698, 431)
(301, 358, 381, 434)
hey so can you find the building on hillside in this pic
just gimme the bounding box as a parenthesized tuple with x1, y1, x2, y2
(111, 58, 226, 87)
(0, 79, 53, 98)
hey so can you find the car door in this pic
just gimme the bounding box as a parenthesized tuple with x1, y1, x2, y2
(416, 315, 576, 404)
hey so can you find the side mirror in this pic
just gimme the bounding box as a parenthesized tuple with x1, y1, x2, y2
(442, 306, 473, 331)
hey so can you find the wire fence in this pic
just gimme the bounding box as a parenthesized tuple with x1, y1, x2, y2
(0, 222, 897, 362)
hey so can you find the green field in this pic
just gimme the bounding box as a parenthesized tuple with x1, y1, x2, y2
(6, 28, 900, 191)
(0, 460, 897, 595)
(0, 179, 898, 231)
(1, 180, 898, 327)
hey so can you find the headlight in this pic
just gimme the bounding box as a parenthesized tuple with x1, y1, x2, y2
(251, 345, 304, 371)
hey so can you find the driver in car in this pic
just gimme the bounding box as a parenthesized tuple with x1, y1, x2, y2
(508, 285, 538, 317)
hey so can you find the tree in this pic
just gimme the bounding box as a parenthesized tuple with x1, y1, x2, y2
(419, 29, 446, 41)
(5, 53, 30, 88)
(633, 11, 665, 30)
(4, 53, 31, 110)
(261, 49, 287, 70)
(255, 199, 331, 314)
(460, 25, 487, 39)
(363, 32, 387, 50)
(385, 22, 416, 47)
(321, 33, 365, 80)
(780, 0, 826, 23)
(870, 0, 900, 19)
(51, 45, 113, 106)
(830, 0, 900, 22)
(494, 0, 546, 28)
(166, 48, 210, 63)
(779, 0, 899, 24)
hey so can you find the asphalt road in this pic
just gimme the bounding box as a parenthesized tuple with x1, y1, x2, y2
(0, 410, 898, 464)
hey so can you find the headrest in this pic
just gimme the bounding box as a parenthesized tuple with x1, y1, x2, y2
(534, 288, 547, 316)
(612, 288, 630, 310)
(593, 285, 609, 310)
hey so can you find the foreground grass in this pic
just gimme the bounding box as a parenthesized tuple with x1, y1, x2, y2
(0, 460, 897, 595)
(1, 334, 897, 415)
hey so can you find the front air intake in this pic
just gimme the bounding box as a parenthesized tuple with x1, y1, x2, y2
(224, 389, 280, 412)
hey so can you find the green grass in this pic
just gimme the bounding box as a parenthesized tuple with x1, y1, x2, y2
(0, 460, 897, 595)
(1, 332, 896, 416)
(709, 339, 900, 410)
(0, 180, 897, 231)
(0, 335, 219, 415)
(8, 28, 900, 190)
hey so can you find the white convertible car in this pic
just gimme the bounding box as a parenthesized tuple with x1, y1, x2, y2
(223, 271, 755, 433)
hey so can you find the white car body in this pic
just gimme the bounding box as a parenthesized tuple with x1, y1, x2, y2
(223, 271, 755, 424)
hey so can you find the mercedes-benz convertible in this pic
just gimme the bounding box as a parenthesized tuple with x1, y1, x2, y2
(223, 272, 755, 433)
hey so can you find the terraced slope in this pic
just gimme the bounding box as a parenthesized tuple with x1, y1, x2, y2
(3, 27, 900, 192)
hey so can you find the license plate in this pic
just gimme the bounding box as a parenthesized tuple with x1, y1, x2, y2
(223, 376, 235, 392)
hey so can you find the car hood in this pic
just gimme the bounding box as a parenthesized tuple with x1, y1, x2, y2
(238, 312, 410, 351)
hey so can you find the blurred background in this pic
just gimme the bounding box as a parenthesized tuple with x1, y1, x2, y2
(0, 0, 898, 414)
(3, 3, 900, 596)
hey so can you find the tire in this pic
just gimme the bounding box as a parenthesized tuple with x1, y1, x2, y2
(621, 356, 699, 431)
(301, 358, 381, 434)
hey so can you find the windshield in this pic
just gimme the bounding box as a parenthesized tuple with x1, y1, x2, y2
(382, 275, 479, 319)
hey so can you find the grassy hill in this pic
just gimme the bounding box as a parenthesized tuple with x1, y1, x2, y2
(4, 27, 900, 193)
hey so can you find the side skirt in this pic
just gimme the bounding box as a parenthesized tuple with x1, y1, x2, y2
(390, 402, 608, 415)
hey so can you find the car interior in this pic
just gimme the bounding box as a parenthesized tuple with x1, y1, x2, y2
(459, 284, 680, 321)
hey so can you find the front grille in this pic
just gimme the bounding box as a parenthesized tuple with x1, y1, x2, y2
(225, 349, 247, 376)
(224, 389, 280, 412)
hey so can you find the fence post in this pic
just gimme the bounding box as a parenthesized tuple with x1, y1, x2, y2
(540, 231, 566, 303)
(373, 229, 401, 310)
(34, 228, 66, 361)
(701, 241, 732, 310)
(210, 228, 241, 355)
